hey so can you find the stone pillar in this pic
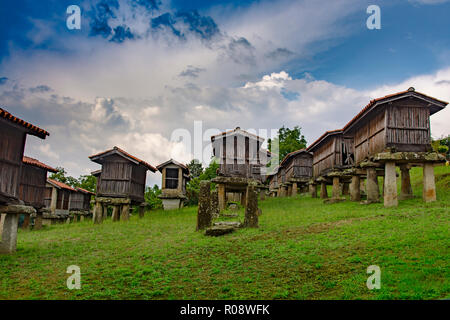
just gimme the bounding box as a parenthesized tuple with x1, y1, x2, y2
(112, 205, 120, 222)
(120, 204, 130, 221)
(422, 163, 436, 202)
(292, 183, 298, 197)
(22, 214, 30, 230)
(342, 182, 350, 196)
(218, 184, 226, 212)
(80, 215, 85, 222)
(332, 177, 340, 199)
(383, 161, 398, 207)
(210, 189, 219, 218)
(34, 212, 43, 230)
(360, 179, 366, 195)
(196, 181, 212, 231)
(0, 213, 19, 254)
(259, 189, 266, 201)
(102, 204, 108, 221)
(93, 202, 103, 224)
(244, 184, 258, 228)
(309, 183, 317, 198)
(241, 189, 247, 207)
(366, 167, 380, 203)
(50, 187, 57, 213)
(139, 205, 145, 218)
(399, 165, 413, 200)
(287, 185, 292, 197)
(0, 213, 4, 237)
(350, 175, 361, 202)
(320, 182, 328, 199)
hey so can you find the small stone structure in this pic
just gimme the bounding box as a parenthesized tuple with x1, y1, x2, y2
(210, 189, 219, 218)
(196, 181, 212, 230)
(157, 159, 190, 210)
(243, 182, 259, 228)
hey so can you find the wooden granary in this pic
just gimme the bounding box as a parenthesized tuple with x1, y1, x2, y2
(0, 107, 49, 253)
(45, 178, 76, 222)
(157, 159, 190, 210)
(69, 187, 95, 221)
(89, 146, 157, 223)
(211, 127, 271, 212)
(276, 149, 313, 197)
(19, 156, 57, 229)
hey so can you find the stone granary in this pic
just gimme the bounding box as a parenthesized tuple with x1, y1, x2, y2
(20, 156, 57, 230)
(157, 159, 190, 210)
(44, 178, 76, 224)
(89, 146, 157, 223)
(210, 127, 272, 211)
(0, 107, 49, 254)
(342, 88, 448, 207)
(69, 187, 95, 221)
(277, 149, 313, 197)
(306, 129, 356, 202)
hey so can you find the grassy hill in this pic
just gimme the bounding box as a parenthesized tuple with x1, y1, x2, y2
(0, 166, 449, 300)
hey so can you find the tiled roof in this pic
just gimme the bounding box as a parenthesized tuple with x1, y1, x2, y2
(279, 148, 311, 167)
(76, 187, 95, 195)
(343, 88, 448, 133)
(306, 129, 343, 152)
(89, 146, 157, 172)
(0, 107, 49, 139)
(47, 178, 76, 191)
(156, 159, 189, 172)
(211, 127, 265, 141)
(23, 156, 58, 173)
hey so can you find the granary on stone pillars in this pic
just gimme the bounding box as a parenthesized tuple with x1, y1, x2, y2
(342, 88, 448, 207)
(306, 129, 355, 202)
(278, 149, 313, 197)
(19, 156, 57, 230)
(89, 146, 157, 223)
(0, 107, 49, 254)
(69, 187, 95, 222)
(157, 159, 190, 210)
(44, 178, 76, 224)
(210, 127, 271, 212)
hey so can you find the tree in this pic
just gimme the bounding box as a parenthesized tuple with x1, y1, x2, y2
(49, 167, 97, 191)
(49, 167, 69, 184)
(144, 184, 162, 209)
(268, 126, 307, 164)
(186, 159, 203, 179)
(185, 158, 219, 206)
(78, 175, 97, 193)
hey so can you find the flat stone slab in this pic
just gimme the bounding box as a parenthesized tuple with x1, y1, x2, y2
(0, 205, 36, 215)
(373, 151, 445, 164)
(221, 213, 239, 218)
(205, 226, 235, 236)
(214, 221, 242, 228)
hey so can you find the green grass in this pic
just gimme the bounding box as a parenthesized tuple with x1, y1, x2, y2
(0, 166, 449, 300)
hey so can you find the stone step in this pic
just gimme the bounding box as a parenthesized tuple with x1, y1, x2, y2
(205, 226, 236, 237)
(213, 221, 242, 228)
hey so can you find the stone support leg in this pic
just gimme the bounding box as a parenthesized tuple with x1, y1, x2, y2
(320, 182, 328, 199)
(423, 163, 436, 202)
(350, 175, 361, 202)
(366, 168, 380, 203)
(0, 213, 19, 254)
(384, 161, 398, 207)
(399, 165, 413, 200)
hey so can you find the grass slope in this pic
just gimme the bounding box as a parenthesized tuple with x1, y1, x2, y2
(0, 166, 449, 300)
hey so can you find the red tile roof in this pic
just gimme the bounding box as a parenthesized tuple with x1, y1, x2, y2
(47, 178, 76, 191)
(156, 159, 189, 172)
(0, 107, 49, 139)
(76, 187, 95, 195)
(89, 146, 157, 172)
(279, 148, 311, 167)
(306, 129, 343, 152)
(23, 156, 58, 173)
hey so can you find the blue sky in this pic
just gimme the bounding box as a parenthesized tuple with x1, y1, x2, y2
(0, 0, 449, 184)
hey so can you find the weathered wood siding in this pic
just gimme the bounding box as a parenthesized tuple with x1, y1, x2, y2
(312, 137, 337, 178)
(0, 121, 26, 202)
(353, 108, 386, 164)
(285, 153, 313, 181)
(69, 192, 91, 211)
(19, 164, 47, 208)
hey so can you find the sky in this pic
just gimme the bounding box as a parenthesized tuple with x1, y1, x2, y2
(0, 0, 449, 187)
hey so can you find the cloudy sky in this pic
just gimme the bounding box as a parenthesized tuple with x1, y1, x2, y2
(1, 0, 449, 186)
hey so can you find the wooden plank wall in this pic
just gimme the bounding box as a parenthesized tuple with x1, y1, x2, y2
(312, 138, 336, 178)
(354, 109, 386, 164)
(19, 164, 47, 208)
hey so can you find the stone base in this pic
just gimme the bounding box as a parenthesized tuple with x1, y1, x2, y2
(205, 226, 235, 236)
(162, 198, 183, 210)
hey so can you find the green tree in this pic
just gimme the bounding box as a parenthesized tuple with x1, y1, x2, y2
(186, 159, 203, 179)
(144, 184, 162, 209)
(268, 126, 307, 164)
(185, 158, 219, 206)
(78, 175, 97, 193)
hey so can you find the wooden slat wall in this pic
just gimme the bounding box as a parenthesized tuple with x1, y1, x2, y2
(285, 154, 313, 180)
(312, 138, 336, 178)
(354, 109, 386, 164)
(0, 123, 26, 200)
(19, 164, 47, 208)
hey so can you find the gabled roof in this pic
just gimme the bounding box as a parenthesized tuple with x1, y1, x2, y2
(0, 107, 49, 139)
(279, 148, 312, 167)
(91, 169, 102, 177)
(89, 146, 157, 172)
(211, 127, 265, 142)
(76, 187, 95, 195)
(156, 159, 189, 173)
(343, 88, 448, 133)
(23, 156, 58, 173)
(306, 129, 343, 152)
(47, 178, 76, 192)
